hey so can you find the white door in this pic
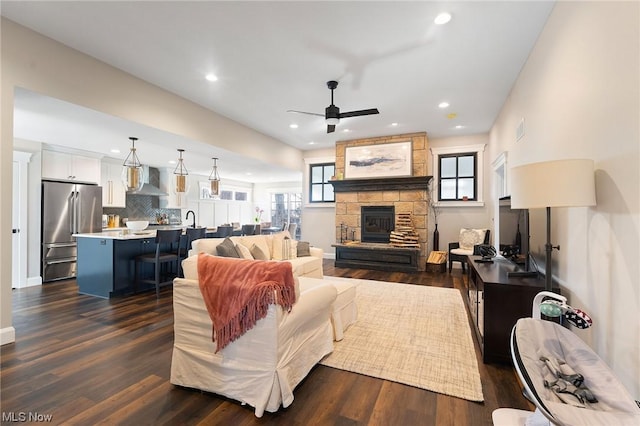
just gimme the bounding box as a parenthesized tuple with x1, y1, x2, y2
(12, 152, 31, 288)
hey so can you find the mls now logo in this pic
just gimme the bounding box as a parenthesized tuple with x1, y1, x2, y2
(2, 412, 53, 422)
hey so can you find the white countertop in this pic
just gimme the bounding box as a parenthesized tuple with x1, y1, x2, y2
(75, 226, 215, 240)
(74, 230, 165, 240)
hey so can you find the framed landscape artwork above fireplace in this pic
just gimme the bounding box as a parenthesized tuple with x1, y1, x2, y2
(345, 141, 412, 179)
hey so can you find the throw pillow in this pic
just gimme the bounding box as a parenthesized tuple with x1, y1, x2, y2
(250, 243, 269, 260)
(297, 241, 311, 257)
(237, 236, 272, 261)
(289, 239, 298, 259)
(216, 237, 241, 258)
(459, 228, 487, 250)
(272, 235, 292, 260)
(235, 243, 254, 260)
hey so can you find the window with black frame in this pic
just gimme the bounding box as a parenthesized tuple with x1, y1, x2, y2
(439, 153, 477, 201)
(309, 163, 335, 203)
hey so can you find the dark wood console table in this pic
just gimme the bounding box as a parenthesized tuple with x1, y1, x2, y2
(333, 243, 420, 272)
(464, 256, 559, 364)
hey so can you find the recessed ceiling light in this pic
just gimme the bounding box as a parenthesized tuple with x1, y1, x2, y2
(110, 148, 120, 154)
(168, 160, 176, 164)
(434, 12, 452, 25)
(309, 141, 316, 145)
(342, 129, 351, 133)
(455, 125, 465, 129)
(205, 73, 218, 82)
(391, 122, 399, 127)
(438, 102, 450, 109)
(447, 112, 458, 120)
(289, 124, 298, 129)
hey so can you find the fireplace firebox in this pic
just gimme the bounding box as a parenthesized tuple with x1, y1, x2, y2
(361, 206, 395, 243)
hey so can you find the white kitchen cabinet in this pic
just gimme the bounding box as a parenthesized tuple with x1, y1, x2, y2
(101, 162, 126, 207)
(42, 150, 101, 183)
(198, 202, 215, 228)
(159, 168, 191, 209)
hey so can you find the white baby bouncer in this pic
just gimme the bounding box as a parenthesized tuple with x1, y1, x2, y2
(492, 291, 640, 426)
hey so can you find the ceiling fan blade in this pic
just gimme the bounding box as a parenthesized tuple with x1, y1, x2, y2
(286, 109, 324, 117)
(327, 124, 336, 133)
(339, 108, 380, 118)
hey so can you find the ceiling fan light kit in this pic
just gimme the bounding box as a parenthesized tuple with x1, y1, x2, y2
(288, 80, 379, 133)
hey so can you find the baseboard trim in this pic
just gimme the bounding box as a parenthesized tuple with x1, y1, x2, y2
(1, 327, 16, 345)
(26, 276, 43, 287)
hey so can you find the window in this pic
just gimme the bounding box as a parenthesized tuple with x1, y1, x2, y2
(439, 153, 477, 201)
(271, 192, 302, 238)
(309, 163, 335, 203)
(430, 144, 486, 207)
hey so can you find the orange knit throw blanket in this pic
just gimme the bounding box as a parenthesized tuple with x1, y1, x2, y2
(197, 253, 296, 352)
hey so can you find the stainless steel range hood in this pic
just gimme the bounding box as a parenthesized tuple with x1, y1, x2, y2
(127, 165, 168, 196)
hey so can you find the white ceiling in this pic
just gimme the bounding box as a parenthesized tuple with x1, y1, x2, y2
(3, 1, 555, 183)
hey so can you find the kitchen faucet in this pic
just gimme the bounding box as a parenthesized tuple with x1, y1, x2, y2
(186, 210, 196, 228)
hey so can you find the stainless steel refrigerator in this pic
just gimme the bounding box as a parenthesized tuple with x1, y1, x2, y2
(41, 180, 102, 282)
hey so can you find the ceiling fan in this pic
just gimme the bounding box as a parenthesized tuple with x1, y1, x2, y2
(288, 80, 379, 133)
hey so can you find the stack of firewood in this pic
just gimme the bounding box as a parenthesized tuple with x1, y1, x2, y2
(389, 212, 420, 248)
(427, 251, 447, 264)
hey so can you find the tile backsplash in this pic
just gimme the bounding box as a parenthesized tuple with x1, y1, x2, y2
(103, 194, 181, 225)
(103, 167, 181, 225)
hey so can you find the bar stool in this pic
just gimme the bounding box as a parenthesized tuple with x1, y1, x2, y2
(241, 224, 256, 236)
(135, 229, 182, 298)
(215, 225, 233, 238)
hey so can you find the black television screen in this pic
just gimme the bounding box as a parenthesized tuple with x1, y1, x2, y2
(499, 196, 530, 271)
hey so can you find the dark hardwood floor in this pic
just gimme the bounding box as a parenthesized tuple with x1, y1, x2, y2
(1, 260, 532, 425)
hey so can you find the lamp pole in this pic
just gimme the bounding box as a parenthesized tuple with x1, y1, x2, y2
(545, 206, 559, 292)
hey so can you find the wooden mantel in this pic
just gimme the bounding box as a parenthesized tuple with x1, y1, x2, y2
(330, 176, 432, 192)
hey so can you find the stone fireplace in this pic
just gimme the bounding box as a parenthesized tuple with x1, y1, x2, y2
(333, 132, 430, 270)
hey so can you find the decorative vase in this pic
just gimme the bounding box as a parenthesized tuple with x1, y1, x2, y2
(433, 223, 440, 251)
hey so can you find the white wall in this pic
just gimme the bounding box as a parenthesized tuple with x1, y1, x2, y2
(489, 2, 639, 396)
(302, 148, 336, 256)
(1, 18, 303, 343)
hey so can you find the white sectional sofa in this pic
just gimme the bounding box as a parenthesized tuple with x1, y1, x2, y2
(170, 255, 337, 417)
(189, 233, 324, 279)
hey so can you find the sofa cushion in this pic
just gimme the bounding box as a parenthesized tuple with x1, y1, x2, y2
(288, 256, 322, 279)
(216, 237, 241, 258)
(250, 243, 269, 260)
(459, 228, 487, 250)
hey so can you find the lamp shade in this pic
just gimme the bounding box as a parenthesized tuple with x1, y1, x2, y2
(510, 159, 596, 209)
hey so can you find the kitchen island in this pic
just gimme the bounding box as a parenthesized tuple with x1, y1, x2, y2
(74, 227, 210, 298)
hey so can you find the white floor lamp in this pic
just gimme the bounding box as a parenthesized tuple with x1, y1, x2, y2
(510, 159, 596, 291)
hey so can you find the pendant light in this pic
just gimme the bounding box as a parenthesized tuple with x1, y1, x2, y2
(121, 137, 144, 191)
(173, 149, 190, 194)
(208, 157, 220, 197)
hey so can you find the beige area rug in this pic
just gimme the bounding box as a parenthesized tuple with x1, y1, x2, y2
(320, 278, 484, 402)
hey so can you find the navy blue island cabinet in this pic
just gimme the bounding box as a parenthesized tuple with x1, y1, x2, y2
(76, 236, 158, 298)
